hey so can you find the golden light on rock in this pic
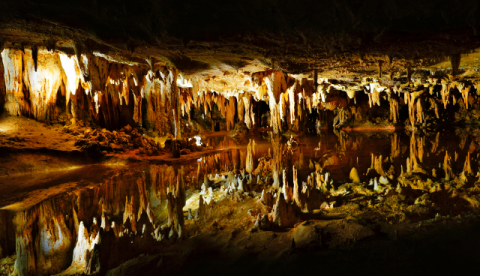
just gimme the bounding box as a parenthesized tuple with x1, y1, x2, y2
(1, 3, 480, 275)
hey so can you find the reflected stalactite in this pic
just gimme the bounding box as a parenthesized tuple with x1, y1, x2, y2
(12, 199, 74, 276)
(371, 153, 386, 176)
(430, 132, 440, 154)
(246, 139, 255, 174)
(271, 134, 282, 189)
(444, 151, 453, 181)
(391, 133, 400, 159)
(464, 152, 473, 176)
(406, 133, 426, 174)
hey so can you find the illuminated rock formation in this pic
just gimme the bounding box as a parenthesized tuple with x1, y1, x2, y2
(12, 200, 74, 276)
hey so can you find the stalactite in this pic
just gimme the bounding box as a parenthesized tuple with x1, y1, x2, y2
(243, 94, 255, 129)
(389, 97, 399, 124)
(288, 82, 297, 125)
(23, 47, 64, 121)
(1, 48, 26, 116)
(226, 96, 236, 131)
(440, 81, 449, 109)
(460, 83, 471, 110)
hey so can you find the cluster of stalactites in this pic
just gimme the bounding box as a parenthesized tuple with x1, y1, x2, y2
(0, 47, 184, 131)
(249, 70, 320, 134)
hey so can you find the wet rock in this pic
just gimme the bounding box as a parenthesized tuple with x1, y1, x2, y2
(13, 200, 74, 276)
(271, 193, 299, 228)
(259, 189, 274, 207)
(124, 124, 133, 133)
(105, 254, 161, 276)
(349, 167, 360, 183)
(293, 221, 321, 249)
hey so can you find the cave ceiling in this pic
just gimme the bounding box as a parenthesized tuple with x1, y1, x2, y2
(1, 0, 479, 79)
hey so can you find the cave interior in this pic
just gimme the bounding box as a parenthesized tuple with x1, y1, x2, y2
(1, 1, 480, 275)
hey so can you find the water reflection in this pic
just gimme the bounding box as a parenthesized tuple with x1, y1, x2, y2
(1, 129, 480, 275)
